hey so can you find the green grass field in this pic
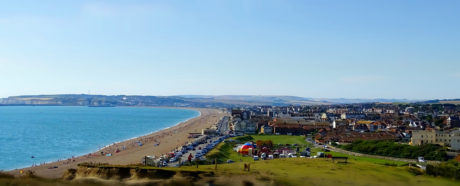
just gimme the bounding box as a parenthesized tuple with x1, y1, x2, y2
(172, 158, 458, 186)
(208, 135, 406, 166)
(201, 135, 458, 185)
(207, 135, 311, 163)
(310, 147, 408, 166)
(250, 134, 310, 145)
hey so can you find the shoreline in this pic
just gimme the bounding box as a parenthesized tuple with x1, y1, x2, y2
(4, 107, 202, 171)
(7, 107, 226, 178)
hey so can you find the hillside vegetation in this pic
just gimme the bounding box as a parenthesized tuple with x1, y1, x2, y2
(341, 140, 447, 161)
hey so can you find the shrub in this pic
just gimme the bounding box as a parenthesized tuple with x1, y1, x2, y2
(341, 140, 447, 161)
(408, 167, 424, 175)
(426, 161, 460, 180)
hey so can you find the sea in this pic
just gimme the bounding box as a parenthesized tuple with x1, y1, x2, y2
(0, 106, 200, 171)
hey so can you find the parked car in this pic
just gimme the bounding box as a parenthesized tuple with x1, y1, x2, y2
(316, 152, 325, 158)
(418, 156, 425, 163)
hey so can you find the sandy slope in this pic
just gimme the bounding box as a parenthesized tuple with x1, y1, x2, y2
(8, 107, 227, 178)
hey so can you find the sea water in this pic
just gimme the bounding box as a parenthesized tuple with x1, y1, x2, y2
(0, 106, 200, 170)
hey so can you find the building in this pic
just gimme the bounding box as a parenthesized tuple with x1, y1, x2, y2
(202, 128, 217, 136)
(447, 116, 460, 128)
(340, 113, 347, 120)
(259, 125, 273, 134)
(269, 117, 330, 135)
(411, 129, 460, 150)
(315, 129, 398, 144)
(451, 130, 460, 151)
(234, 120, 257, 134)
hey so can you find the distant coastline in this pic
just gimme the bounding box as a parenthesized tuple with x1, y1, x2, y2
(0, 94, 437, 107)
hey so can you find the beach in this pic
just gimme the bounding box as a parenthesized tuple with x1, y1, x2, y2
(7, 107, 227, 178)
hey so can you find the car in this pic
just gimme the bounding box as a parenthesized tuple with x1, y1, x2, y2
(288, 153, 297, 158)
(226, 159, 235, 163)
(418, 156, 425, 163)
(316, 152, 325, 158)
(253, 156, 259, 161)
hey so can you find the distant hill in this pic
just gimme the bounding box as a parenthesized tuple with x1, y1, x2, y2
(0, 94, 232, 108)
(419, 99, 460, 104)
(311, 98, 420, 104)
(179, 95, 420, 105)
(0, 94, 422, 107)
(178, 95, 327, 106)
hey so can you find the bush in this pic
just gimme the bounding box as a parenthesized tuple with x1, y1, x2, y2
(408, 167, 424, 176)
(341, 140, 447, 161)
(426, 161, 460, 180)
(0, 172, 14, 179)
(256, 140, 273, 148)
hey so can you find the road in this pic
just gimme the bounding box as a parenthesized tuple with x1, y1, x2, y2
(168, 116, 231, 167)
(216, 116, 230, 135)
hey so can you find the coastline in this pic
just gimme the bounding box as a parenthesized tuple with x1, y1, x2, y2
(7, 107, 226, 178)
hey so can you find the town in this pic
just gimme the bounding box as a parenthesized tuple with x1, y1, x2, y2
(146, 103, 460, 169)
(229, 103, 460, 152)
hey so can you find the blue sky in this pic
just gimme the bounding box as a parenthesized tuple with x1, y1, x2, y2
(0, 0, 459, 99)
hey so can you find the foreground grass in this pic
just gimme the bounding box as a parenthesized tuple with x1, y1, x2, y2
(174, 158, 458, 186)
(3, 158, 457, 186)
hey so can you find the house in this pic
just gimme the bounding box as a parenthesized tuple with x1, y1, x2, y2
(451, 129, 460, 151)
(447, 116, 460, 128)
(340, 113, 347, 119)
(315, 129, 398, 144)
(365, 121, 387, 132)
(234, 120, 257, 134)
(260, 125, 273, 134)
(268, 117, 330, 135)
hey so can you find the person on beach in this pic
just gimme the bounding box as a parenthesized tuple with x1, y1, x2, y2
(188, 153, 193, 164)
